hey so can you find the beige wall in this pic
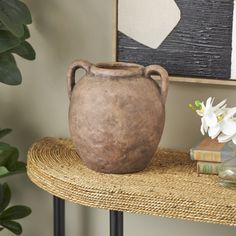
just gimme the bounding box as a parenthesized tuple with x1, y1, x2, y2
(0, 0, 236, 235)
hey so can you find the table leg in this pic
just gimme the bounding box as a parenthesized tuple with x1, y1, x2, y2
(53, 196, 65, 236)
(110, 210, 123, 236)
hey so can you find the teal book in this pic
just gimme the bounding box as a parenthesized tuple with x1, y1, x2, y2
(197, 161, 220, 175)
(190, 137, 236, 163)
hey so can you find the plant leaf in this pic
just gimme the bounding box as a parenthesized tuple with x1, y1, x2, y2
(0, 220, 22, 235)
(0, 144, 18, 166)
(21, 25, 29, 40)
(0, 129, 12, 139)
(0, 21, 6, 30)
(0, 141, 26, 177)
(0, 144, 13, 166)
(0, 142, 10, 158)
(0, 30, 21, 53)
(0, 0, 32, 37)
(0, 164, 26, 178)
(0, 142, 9, 147)
(10, 41, 35, 60)
(0, 205, 31, 220)
(0, 183, 11, 212)
(0, 53, 21, 85)
(14, 161, 26, 171)
(0, 167, 9, 176)
(5, 147, 19, 171)
(0, 24, 30, 39)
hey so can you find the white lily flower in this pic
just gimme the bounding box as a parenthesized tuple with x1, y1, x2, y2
(218, 131, 236, 145)
(217, 108, 236, 145)
(207, 107, 235, 139)
(196, 97, 227, 136)
(191, 97, 236, 145)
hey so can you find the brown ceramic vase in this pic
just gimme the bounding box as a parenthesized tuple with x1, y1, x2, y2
(67, 60, 169, 174)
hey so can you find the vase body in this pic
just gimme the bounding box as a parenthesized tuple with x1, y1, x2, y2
(67, 60, 169, 174)
(218, 156, 236, 188)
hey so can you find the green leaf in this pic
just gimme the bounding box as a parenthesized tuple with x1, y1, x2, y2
(0, 145, 13, 166)
(21, 25, 29, 40)
(0, 24, 30, 39)
(0, 220, 22, 235)
(0, 167, 8, 176)
(14, 161, 26, 171)
(0, 21, 6, 30)
(0, 53, 21, 85)
(0, 129, 12, 139)
(5, 147, 19, 171)
(0, 0, 32, 37)
(0, 142, 10, 160)
(0, 145, 19, 169)
(0, 30, 21, 53)
(0, 26, 31, 54)
(0, 164, 26, 178)
(0, 143, 17, 162)
(10, 41, 35, 60)
(0, 142, 26, 177)
(0, 142, 9, 147)
(0, 205, 31, 220)
(0, 183, 11, 212)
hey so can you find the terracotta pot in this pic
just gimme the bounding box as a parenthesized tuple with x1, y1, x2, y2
(67, 60, 169, 174)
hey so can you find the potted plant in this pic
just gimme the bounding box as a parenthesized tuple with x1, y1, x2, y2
(190, 97, 236, 187)
(0, 0, 35, 234)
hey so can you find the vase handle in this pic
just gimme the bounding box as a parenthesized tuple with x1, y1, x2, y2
(144, 65, 169, 105)
(67, 60, 92, 100)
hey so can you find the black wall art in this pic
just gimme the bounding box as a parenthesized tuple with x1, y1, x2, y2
(115, 0, 236, 83)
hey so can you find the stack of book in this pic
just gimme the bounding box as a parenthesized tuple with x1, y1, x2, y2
(190, 137, 236, 175)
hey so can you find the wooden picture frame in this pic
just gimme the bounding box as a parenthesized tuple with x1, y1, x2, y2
(112, 0, 236, 86)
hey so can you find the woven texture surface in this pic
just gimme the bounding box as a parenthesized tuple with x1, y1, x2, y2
(27, 137, 236, 226)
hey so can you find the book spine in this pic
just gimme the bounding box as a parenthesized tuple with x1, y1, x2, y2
(190, 149, 221, 162)
(197, 162, 220, 175)
(190, 149, 234, 162)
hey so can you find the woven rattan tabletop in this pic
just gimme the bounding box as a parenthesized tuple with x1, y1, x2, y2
(27, 137, 236, 226)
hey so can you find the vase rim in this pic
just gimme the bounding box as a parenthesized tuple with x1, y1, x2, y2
(90, 62, 144, 77)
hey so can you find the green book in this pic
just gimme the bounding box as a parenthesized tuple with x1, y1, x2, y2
(197, 161, 220, 175)
(190, 137, 236, 163)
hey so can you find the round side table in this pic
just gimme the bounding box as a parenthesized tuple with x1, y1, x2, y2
(27, 137, 236, 236)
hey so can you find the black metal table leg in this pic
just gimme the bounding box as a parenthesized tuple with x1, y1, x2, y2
(53, 196, 65, 236)
(110, 210, 123, 236)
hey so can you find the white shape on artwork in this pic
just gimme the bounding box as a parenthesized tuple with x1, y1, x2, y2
(118, 0, 181, 49)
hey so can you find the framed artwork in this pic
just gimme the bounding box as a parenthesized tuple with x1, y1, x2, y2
(113, 0, 236, 85)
